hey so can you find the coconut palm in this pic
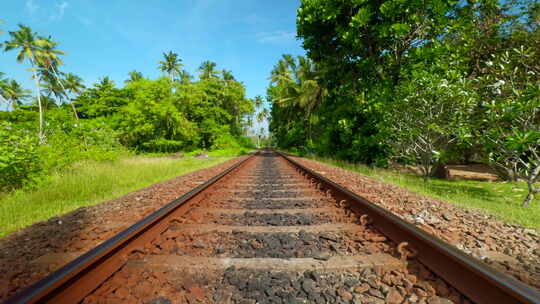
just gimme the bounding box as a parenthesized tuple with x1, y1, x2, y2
(257, 107, 269, 124)
(198, 61, 218, 80)
(125, 70, 144, 84)
(0, 72, 8, 108)
(179, 70, 191, 84)
(269, 55, 326, 141)
(37, 36, 72, 110)
(41, 72, 64, 104)
(222, 70, 235, 81)
(158, 51, 182, 81)
(1, 78, 31, 111)
(3, 25, 52, 142)
(63, 73, 85, 119)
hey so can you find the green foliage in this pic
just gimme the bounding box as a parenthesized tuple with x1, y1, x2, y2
(385, 66, 477, 178)
(39, 108, 126, 170)
(116, 78, 198, 152)
(75, 77, 130, 118)
(473, 46, 540, 205)
(297, 0, 456, 88)
(0, 122, 40, 190)
(269, 0, 540, 209)
(0, 107, 127, 190)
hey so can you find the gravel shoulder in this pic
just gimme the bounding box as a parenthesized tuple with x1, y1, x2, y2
(291, 156, 540, 290)
(0, 156, 247, 301)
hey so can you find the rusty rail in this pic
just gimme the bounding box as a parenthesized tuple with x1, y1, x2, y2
(5, 149, 540, 304)
(275, 149, 540, 304)
(4, 153, 256, 304)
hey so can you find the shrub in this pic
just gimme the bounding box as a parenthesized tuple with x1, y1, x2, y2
(0, 122, 41, 190)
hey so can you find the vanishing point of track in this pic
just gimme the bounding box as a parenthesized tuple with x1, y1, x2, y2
(5, 149, 540, 304)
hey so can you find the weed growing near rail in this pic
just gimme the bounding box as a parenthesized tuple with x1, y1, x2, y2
(0, 155, 231, 237)
(312, 157, 540, 230)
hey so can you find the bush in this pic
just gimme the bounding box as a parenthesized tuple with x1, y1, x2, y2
(0, 108, 128, 191)
(0, 122, 41, 190)
(211, 134, 254, 150)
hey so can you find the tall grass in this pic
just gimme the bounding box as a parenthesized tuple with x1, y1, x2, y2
(312, 157, 540, 230)
(0, 156, 231, 237)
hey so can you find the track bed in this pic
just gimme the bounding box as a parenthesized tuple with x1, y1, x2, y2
(81, 152, 465, 304)
(6, 150, 540, 304)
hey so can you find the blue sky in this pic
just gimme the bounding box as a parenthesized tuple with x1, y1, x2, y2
(1, 0, 305, 127)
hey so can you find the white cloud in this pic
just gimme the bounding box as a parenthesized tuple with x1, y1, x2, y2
(25, 0, 39, 15)
(256, 30, 296, 44)
(50, 1, 69, 21)
(57, 2, 69, 18)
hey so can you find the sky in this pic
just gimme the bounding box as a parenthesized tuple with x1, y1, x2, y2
(1, 0, 306, 133)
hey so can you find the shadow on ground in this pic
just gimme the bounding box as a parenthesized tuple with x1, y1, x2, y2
(0, 207, 93, 300)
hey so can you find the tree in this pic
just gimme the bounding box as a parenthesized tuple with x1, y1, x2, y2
(2, 79, 31, 110)
(222, 70, 235, 81)
(118, 78, 198, 151)
(75, 77, 130, 118)
(41, 70, 64, 105)
(125, 70, 144, 84)
(158, 51, 182, 81)
(178, 70, 191, 84)
(36, 36, 68, 107)
(198, 61, 218, 80)
(3, 24, 50, 142)
(475, 46, 540, 206)
(297, 0, 456, 88)
(268, 55, 326, 146)
(386, 66, 476, 181)
(0, 72, 8, 109)
(63, 73, 85, 119)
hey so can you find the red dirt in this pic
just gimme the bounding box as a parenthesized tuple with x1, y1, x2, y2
(292, 156, 540, 290)
(0, 156, 248, 301)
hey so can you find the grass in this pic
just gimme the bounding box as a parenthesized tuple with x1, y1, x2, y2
(309, 156, 540, 230)
(185, 147, 254, 157)
(0, 155, 233, 237)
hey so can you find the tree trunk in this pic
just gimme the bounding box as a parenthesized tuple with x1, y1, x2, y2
(522, 182, 537, 207)
(70, 101, 80, 120)
(522, 164, 540, 207)
(31, 64, 44, 144)
(50, 64, 79, 120)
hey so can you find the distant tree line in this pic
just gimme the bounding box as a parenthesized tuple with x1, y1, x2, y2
(268, 0, 540, 206)
(0, 23, 256, 190)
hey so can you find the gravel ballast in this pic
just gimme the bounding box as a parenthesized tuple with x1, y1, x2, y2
(290, 156, 540, 290)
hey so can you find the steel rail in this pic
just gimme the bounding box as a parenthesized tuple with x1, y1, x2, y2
(4, 152, 257, 304)
(275, 149, 540, 304)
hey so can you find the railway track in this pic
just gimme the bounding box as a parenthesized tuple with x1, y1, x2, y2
(5, 149, 540, 304)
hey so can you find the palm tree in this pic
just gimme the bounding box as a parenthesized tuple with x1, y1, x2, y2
(97, 76, 115, 88)
(41, 72, 64, 104)
(257, 107, 270, 124)
(222, 70, 235, 81)
(179, 70, 191, 84)
(63, 73, 85, 119)
(198, 61, 218, 80)
(158, 51, 182, 81)
(3, 25, 51, 142)
(269, 55, 327, 142)
(0, 72, 8, 109)
(125, 70, 143, 84)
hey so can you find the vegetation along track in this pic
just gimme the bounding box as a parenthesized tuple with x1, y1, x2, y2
(6, 150, 540, 304)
